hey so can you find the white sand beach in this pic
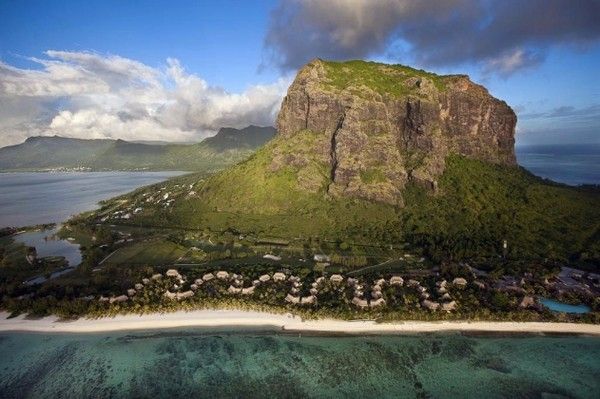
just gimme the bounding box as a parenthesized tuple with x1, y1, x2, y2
(0, 310, 599, 335)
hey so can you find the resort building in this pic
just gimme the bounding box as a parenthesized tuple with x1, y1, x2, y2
(110, 295, 128, 303)
(300, 295, 316, 305)
(177, 291, 194, 299)
(370, 298, 386, 308)
(216, 271, 229, 280)
(422, 299, 440, 311)
(352, 297, 369, 308)
(453, 277, 467, 287)
(285, 294, 300, 304)
(228, 285, 242, 294)
(375, 278, 386, 286)
(314, 254, 330, 262)
(241, 286, 255, 295)
(166, 269, 181, 278)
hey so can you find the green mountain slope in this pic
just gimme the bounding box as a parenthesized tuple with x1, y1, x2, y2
(92, 130, 599, 264)
(81, 60, 600, 264)
(0, 125, 276, 171)
(0, 136, 115, 170)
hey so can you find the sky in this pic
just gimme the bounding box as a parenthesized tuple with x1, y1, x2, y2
(0, 0, 599, 147)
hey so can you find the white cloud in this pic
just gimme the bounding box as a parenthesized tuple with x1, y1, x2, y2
(483, 49, 543, 76)
(0, 51, 289, 147)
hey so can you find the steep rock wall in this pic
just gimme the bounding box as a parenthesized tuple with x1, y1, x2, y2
(276, 60, 516, 205)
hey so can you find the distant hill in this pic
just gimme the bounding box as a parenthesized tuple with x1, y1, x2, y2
(202, 125, 277, 152)
(0, 126, 276, 172)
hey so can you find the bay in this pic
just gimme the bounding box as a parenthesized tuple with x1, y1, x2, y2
(0, 171, 186, 228)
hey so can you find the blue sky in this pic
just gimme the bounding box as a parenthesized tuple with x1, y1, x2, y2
(0, 0, 599, 146)
(0, 0, 280, 91)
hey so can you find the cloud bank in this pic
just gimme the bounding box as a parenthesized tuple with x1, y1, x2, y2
(265, 0, 600, 75)
(0, 51, 289, 147)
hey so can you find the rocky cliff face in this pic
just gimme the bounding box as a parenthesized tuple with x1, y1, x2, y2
(276, 60, 516, 205)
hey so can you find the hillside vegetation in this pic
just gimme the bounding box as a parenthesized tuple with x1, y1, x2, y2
(0, 126, 275, 172)
(89, 129, 600, 266)
(73, 60, 600, 265)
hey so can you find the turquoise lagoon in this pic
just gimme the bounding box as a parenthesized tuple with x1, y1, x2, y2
(0, 330, 599, 398)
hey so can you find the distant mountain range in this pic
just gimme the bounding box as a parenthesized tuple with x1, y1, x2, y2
(0, 125, 276, 172)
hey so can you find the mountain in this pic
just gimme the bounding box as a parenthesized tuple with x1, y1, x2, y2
(0, 136, 115, 170)
(203, 125, 278, 152)
(120, 60, 598, 262)
(276, 59, 516, 204)
(0, 126, 276, 171)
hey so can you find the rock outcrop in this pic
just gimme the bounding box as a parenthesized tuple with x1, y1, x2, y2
(276, 59, 516, 205)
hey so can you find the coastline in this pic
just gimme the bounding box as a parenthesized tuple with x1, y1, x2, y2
(1, 310, 599, 336)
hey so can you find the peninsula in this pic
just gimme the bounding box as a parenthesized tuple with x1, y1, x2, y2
(1, 60, 598, 327)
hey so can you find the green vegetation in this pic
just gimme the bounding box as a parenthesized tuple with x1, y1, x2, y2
(320, 60, 448, 97)
(90, 137, 599, 269)
(402, 156, 600, 264)
(103, 241, 188, 266)
(360, 168, 387, 184)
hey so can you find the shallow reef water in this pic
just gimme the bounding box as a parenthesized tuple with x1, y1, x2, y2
(0, 330, 599, 398)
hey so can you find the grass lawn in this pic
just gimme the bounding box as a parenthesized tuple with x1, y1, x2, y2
(104, 240, 188, 266)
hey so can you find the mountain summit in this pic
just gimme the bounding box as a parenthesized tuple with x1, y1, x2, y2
(276, 59, 516, 204)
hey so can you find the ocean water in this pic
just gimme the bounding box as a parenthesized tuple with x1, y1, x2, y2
(516, 144, 600, 186)
(0, 330, 598, 398)
(0, 171, 186, 227)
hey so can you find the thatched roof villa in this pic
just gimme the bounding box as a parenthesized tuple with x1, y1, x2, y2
(370, 298, 386, 308)
(352, 297, 369, 308)
(216, 271, 230, 280)
(390, 276, 404, 286)
(285, 294, 300, 304)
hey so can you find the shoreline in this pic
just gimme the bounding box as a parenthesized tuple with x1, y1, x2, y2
(1, 310, 599, 336)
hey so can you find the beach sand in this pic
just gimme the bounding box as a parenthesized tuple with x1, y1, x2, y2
(1, 310, 599, 335)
